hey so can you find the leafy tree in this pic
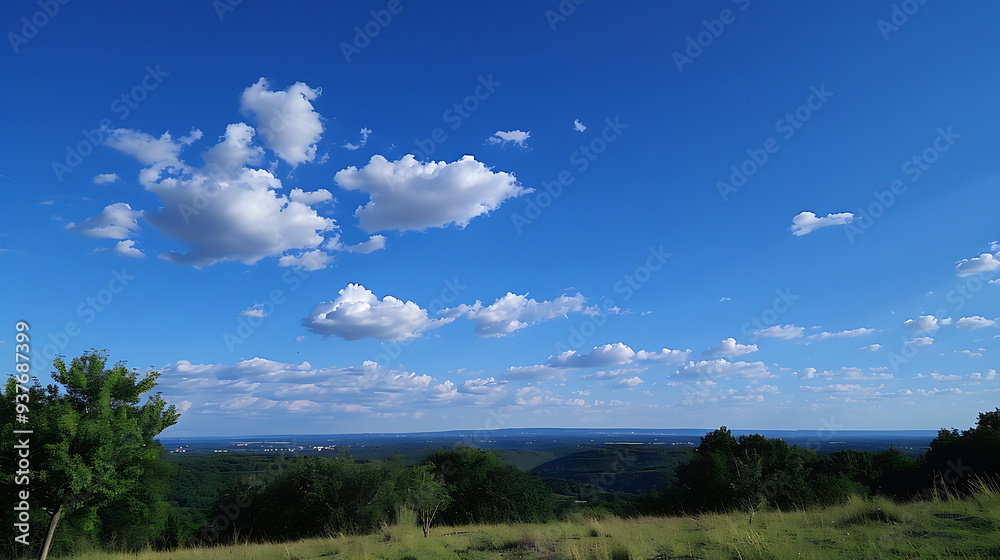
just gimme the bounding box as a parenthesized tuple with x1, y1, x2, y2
(407, 464, 451, 537)
(924, 408, 1000, 493)
(2, 351, 179, 560)
(423, 446, 555, 525)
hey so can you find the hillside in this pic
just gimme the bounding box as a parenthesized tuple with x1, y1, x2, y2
(60, 487, 1000, 560)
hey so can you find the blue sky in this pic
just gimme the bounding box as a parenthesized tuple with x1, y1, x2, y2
(2, 1, 999, 437)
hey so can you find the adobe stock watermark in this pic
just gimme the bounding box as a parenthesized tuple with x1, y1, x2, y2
(672, 0, 751, 73)
(877, 0, 930, 41)
(412, 74, 501, 160)
(511, 116, 628, 233)
(7, 0, 70, 54)
(843, 126, 958, 243)
(373, 278, 468, 368)
(339, 0, 410, 63)
(544, 0, 585, 31)
(37, 267, 136, 364)
(739, 288, 799, 341)
(223, 268, 310, 352)
(553, 245, 670, 355)
(51, 65, 169, 183)
(717, 84, 833, 202)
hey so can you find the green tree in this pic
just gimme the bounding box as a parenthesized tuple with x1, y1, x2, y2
(407, 464, 451, 537)
(7, 351, 179, 560)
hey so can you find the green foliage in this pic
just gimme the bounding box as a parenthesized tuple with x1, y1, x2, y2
(406, 464, 451, 537)
(423, 446, 556, 525)
(925, 407, 1000, 492)
(216, 455, 406, 542)
(2, 350, 180, 558)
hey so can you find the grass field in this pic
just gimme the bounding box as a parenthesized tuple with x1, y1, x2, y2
(63, 485, 1000, 560)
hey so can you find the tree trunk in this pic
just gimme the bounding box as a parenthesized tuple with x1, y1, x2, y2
(38, 500, 65, 560)
(422, 520, 430, 538)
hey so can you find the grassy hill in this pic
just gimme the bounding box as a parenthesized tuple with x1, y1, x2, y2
(60, 485, 1000, 560)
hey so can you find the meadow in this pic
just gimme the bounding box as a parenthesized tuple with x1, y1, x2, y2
(64, 484, 1000, 560)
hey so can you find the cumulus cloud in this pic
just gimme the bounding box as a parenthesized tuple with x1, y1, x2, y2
(289, 188, 333, 205)
(302, 283, 453, 341)
(634, 348, 690, 364)
(573, 119, 587, 132)
(903, 315, 950, 333)
(240, 304, 268, 318)
(754, 324, 804, 339)
(333, 154, 530, 233)
(547, 342, 636, 369)
(112, 239, 144, 258)
(239, 78, 324, 167)
(444, 292, 592, 337)
(344, 127, 371, 151)
(157, 357, 448, 419)
(678, 359, 772, 379)
(278, 250, 333, 271)
(618, 376, 644, 387)
(335, 234, 386, 254)
(956, 316, 997, 330)
(93, 173, 120, 184)
(905, 337, 935, 347)
(105, 121, 337, 268)
(790, 211, 855, 236)
(862, 344, 882, 351)
(807, 327, 875, 341)
(65, 202, 142, 239)
(702, 337, 758, 358)
(955, 253, 1000, 277)
(487, 130, 530, 148)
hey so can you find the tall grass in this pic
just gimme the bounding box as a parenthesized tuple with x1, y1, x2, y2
(54, 485, 1000, 560)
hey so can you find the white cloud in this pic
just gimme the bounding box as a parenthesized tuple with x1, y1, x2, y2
(333, 154, 530, 233)
(65, 202, 142, 239)
(718, 297, 731, 302)
(547, 342, 636, 369)
(702, 337, 757, 358)
(105, 123, 337, 268)
(112, 239, 144, 258)
(240, 304, 267, 318)
(913, 372, 962, 381)
(289, 188, 333, 205)
(278, 250, 333, 271)
(634, 348, 690, 364)
(487, 130, 530, 148)
(573, 119, 587, 132)
(618, 376, 644, 387)
(158, 357, 442, 418)
(302, 283, 453, 341)
(862, 344, 882, 351)
(678, 359, 771, 379)
(903, 315, 949, 333)
(955, 253, 1000, 277)
(338, 234, 386, 254)
(444, 292, 591, 337)
(790, 211, 855, 236)
(93, 173, 120, 184)
(239, 78, 324, 167)
(905, 337, 935, 347)
(754, 324, 804, 339)
(955, 316, 997, 330)
(344, 127, 371, 151)
(808, 327, 875, 341)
